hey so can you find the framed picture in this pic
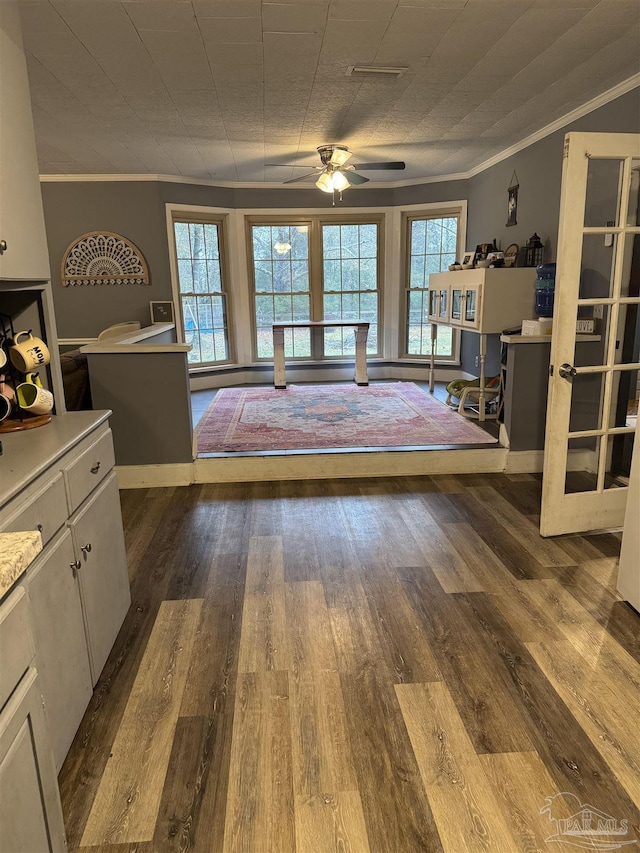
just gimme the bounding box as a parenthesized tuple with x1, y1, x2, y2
(461, 250, 475, 269)
(506, 171, 519, 227)
(150, 301, 174, 324)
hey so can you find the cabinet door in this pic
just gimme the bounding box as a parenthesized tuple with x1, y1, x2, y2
(462, 284, 482, 329)
(450, 286, 464, 323)
(27, 529, 93, 772)
(0, 4, 50, 281)
(427, 288, 439, 322)
(0, 668, 66, 853)
(438, 286, 449, 322)
(70, 472, 131, 685)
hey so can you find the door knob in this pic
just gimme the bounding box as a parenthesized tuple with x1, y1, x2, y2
(81, 543, 92, 557)
(70, 560, 81, 574)
(558, 363, 577, 380)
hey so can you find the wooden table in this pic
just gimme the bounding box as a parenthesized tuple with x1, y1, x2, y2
(272, 321, 370, 389)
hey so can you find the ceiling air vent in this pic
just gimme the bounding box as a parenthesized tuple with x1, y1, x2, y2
(346, 65, 408, 78)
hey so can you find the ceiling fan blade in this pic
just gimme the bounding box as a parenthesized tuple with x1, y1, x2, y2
(283, 171, 321, 184)
(346, 171, 369, 185)
(351, 161, 405, 170)
(266, 164, 320, 168)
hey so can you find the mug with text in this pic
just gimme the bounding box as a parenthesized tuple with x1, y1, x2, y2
(16, 372, 54, 416)
(10, 331, 50, 373)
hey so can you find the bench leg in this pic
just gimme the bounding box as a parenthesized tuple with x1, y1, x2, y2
(273, 327, 286, 389)
(354, 326, 369, 386)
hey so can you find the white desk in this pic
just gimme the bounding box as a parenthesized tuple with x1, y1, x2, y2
(272, 321, 370, 389)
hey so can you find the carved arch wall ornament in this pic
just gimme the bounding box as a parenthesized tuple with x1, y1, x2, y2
(61, 231, 150, 286)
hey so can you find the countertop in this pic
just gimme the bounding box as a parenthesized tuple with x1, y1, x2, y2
(0, 410, 110, 508)
(0, 531, 42, 597)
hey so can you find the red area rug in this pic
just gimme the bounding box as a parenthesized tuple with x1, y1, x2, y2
(196, 383, 496, 453)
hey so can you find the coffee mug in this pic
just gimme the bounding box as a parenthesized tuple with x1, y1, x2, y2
(16, 373, 54, 415)
(0, 348, 6, 370)
(10, 331, 50, 372)
(0, 393, 11, 421)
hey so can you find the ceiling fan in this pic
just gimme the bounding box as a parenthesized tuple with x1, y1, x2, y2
(268, 145, 405, 200)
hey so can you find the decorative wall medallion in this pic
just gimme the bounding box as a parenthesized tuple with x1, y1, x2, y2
(61, 231, 150, 286)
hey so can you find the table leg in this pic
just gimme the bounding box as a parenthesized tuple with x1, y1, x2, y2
(273, 327, 286, 389)
(429, 322, 437, 393)
(354, 326, 369, 386)
(478, 333, 486, 422)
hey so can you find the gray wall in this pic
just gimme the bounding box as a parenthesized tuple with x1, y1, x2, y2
(41, 87, 639, 349)
(466, 88, 640, 259)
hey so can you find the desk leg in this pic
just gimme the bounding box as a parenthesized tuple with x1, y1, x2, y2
(429, 322, 437, 393)
(354, 326, 369, 386)
(478, 333, 486, 422)
(273, 327, 286, 389)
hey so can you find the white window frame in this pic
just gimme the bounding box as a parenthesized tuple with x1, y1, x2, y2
(399, 203, 466, 364)
(166, 204, 235, 370)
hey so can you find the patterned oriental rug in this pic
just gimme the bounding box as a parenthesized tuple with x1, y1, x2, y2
(196, 382, 496, 453)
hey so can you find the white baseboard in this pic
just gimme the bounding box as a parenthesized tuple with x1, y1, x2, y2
(505, 447, 593, 474)
(115, 463, 194, 488)
(189, 364, 468, 391)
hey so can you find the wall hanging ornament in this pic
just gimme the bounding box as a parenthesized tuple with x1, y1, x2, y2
(506, 170, 519, 227)
(61, 231, 150, 287)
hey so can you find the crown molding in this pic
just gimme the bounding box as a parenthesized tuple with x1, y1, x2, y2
(39, 75, 639, 190)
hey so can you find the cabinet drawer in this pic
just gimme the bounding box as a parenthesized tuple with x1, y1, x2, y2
(64, 429, 115, 513)
(0, 585, 34, 712)
(0, 475, 67, 547)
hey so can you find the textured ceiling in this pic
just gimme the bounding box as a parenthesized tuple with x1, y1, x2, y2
(19, 0, 640, 184)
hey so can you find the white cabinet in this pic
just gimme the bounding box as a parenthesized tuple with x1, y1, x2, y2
(0, 668, 66, 852)
(27, 530, 93, 771)
(428, 268, 536, 332)
(0, 4, 50, 282)
(0, 417, 130, 773)
(70, 472, 131, 684)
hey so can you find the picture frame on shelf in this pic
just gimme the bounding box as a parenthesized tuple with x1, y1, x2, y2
(461, 251, 475, 269)
(150, 301, 174, 324)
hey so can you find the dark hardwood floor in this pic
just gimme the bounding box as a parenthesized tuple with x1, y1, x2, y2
(59, 473, 640, 852)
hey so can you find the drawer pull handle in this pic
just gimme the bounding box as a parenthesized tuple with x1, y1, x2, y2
(90, 461, 101, 474)
(81, 543, 92, 557)
(37, 523, 43, 533)
(70, 560, 81, 573)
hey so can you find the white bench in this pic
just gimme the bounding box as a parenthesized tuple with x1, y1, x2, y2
(272, 321, 370, 389)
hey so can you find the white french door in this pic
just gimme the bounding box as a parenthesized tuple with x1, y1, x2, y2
(541, 132, 640, 537)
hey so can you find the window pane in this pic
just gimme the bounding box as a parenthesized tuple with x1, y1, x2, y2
(324, 293, 341, 320)
(411, 256, 425, 288)
(207, 261, 222, 293)
(273, 260, 292, 292)
(291, 226, 309, 259)
(175, 223, 190, 258)
(204, 224, 219, 258)
(190, 223, 206, 259)
(359, 224, 377, 258)
(340, 225, 359, 258)
(177, 259, 193, 293)
(255, 295, 274, 325)
(323, 225, 341, 259)
(411, 220, 426, 255)
(253, 226, 272, 259)
(193, 259, 208, 294)
(292, 294, 310, 321)
(291, 260, 308, 291)
(360, 258, 376, 290)
(324, 259, 342, 291)
(255, 260, 273, 292)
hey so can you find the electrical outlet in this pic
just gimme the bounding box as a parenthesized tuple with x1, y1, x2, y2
(604, 220, 615, 248)
(475, 355, 479, 368)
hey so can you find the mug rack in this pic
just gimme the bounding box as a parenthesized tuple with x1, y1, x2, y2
(0, 312, 52, 432)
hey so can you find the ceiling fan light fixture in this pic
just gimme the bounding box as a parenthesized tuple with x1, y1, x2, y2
(331, 170, 350, 191)
(315, 172, 335, 193)
(329, 147, 352, 167)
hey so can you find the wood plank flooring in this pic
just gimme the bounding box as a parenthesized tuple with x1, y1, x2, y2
(60, 473, 640, 853)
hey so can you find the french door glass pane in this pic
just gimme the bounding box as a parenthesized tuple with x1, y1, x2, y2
(174, 222, 229, 365)
(406, 215, 458, 356)
(584, 159, 625, 227)
(321, 223, 379, 356)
